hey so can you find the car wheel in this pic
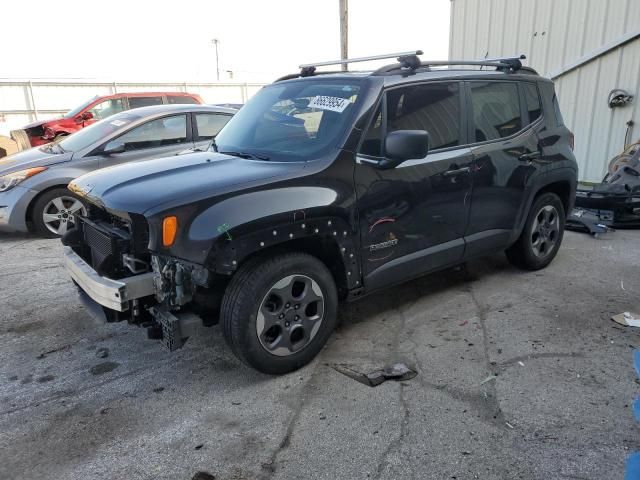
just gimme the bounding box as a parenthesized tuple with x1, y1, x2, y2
(506, 192, 565, 270)
(32, 188, 87, 238)
(221, 252, 338, 374)
(10, 129, 31, 151)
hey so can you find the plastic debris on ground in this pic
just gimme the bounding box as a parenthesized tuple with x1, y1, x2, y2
(611, 312, 640, 327)
(480, 375, 497, 385)
(331, 362, 417, 387)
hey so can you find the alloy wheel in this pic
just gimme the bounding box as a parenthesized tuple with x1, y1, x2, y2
(530, 205, 559, 258)
(42, 196, 86, 236)
(256, 274, 325, 356)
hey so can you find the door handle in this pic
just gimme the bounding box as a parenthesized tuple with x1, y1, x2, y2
(519, 150, 541, 161)
(443, 166, 471, 176)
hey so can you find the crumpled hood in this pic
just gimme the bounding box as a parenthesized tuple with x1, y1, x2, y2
(69, 151, 305, 215)
(0, 147, 73, 176)
(22, 119, 52, 130)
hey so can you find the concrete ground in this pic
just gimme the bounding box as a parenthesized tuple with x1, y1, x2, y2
(0, 230, 639, 480)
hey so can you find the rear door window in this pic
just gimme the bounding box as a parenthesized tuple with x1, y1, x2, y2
(128, 96, 164, 109)
(469, 81, 522, 142)
(115, 114, 188, 151)
(522, 83, 542, 124)
(194, 113, 232, 140)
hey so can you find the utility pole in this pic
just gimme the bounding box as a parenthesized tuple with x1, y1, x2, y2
(211, 38, 220, 81)
(339, 0, 348, 71)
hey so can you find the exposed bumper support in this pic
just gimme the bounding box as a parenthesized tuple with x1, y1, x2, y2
(63, 246, 155, 311)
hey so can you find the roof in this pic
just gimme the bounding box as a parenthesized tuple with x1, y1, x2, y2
(274, 68, 548, 88)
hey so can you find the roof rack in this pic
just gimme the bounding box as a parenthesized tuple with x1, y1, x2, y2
(373, 54, 532, 75)
(274, 52, 534, 83)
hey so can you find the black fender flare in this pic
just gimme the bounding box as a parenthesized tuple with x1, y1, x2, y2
(208, 215, 362, 291)
(510, 166, 577, 243)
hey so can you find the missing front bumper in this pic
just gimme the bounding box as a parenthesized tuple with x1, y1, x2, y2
(63, 246, 155, 311)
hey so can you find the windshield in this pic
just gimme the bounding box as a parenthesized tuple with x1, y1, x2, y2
(63, 96, 99, 119)
(55, 112, 141, 152)
(214, 80, 363, 161)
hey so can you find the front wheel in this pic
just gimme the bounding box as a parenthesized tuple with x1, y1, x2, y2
(221, 252, 338, 374)
(31, 188, 87, 238)
(506, 192, 566, 270)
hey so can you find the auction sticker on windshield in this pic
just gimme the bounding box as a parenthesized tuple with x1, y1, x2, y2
(110, 119, 128, 127)
(308, 96, 351, 113)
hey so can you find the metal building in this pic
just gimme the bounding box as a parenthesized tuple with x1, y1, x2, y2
(449, 0, 640, 182)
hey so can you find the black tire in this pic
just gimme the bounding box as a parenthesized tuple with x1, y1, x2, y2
(10, 129, 31, 151)
(506, 192, 566, 270)
(31, 188, 87, 238)
(221, 252, 338, 374)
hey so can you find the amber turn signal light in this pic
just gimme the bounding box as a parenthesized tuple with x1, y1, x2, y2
(162, 216, 178, 247)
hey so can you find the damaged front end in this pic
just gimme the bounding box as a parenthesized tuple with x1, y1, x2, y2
(63, 207, 217, 352)
(148, 256, 215, 350)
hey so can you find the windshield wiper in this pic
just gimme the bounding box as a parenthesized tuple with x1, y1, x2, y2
(220, 151, 270, 161)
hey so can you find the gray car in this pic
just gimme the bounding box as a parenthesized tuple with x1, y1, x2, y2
(0, 104, 235, 237)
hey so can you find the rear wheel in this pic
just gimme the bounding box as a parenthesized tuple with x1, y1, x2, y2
(31, 188, 87, 238)
(221, 252, 338, 374)
(506, 192, 565, 270)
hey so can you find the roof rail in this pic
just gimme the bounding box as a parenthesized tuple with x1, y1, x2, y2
(373, 54, 533, 75)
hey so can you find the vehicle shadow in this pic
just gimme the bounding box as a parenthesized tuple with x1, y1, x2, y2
(336, 253, 515, 332)
(0, 231, 38, 241)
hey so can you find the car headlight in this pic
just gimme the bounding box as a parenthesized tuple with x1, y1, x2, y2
(0, 167, 47, 192)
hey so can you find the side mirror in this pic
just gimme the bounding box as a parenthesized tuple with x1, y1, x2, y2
(378, 130, 430, 169)
(102, 141, 126, 155)
(81, 111, 94, 121)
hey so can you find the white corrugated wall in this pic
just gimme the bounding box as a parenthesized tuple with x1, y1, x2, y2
(449, 0, 640, 182)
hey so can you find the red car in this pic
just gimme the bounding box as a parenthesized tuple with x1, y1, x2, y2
(12, 92, 203, 148)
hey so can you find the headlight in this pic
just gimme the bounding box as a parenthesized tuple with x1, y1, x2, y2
(0, 167, 47, 192)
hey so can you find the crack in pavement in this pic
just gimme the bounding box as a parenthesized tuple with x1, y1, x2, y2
(373, 383, 410, 479)
(257, 359, 323, 479)
(498, 352, 583, 368)
(466, 282, 506, 427)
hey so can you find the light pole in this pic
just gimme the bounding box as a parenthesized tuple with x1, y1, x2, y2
(339, 0, 348, 71)
(211, 38, 220, 81)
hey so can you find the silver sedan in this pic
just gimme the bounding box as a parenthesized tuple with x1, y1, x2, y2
(0, 104, 234, 237)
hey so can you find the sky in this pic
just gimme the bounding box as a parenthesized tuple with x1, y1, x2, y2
(0, 0, 450, 83)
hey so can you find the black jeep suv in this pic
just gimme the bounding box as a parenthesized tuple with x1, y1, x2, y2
(62, 52, 577, 374)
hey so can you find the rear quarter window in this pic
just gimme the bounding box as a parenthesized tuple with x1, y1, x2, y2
(552, 94, 565, 127)
(168, 95, 199, 105)
(128, 96, 164, 108)
(522, 83, 542, 124)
